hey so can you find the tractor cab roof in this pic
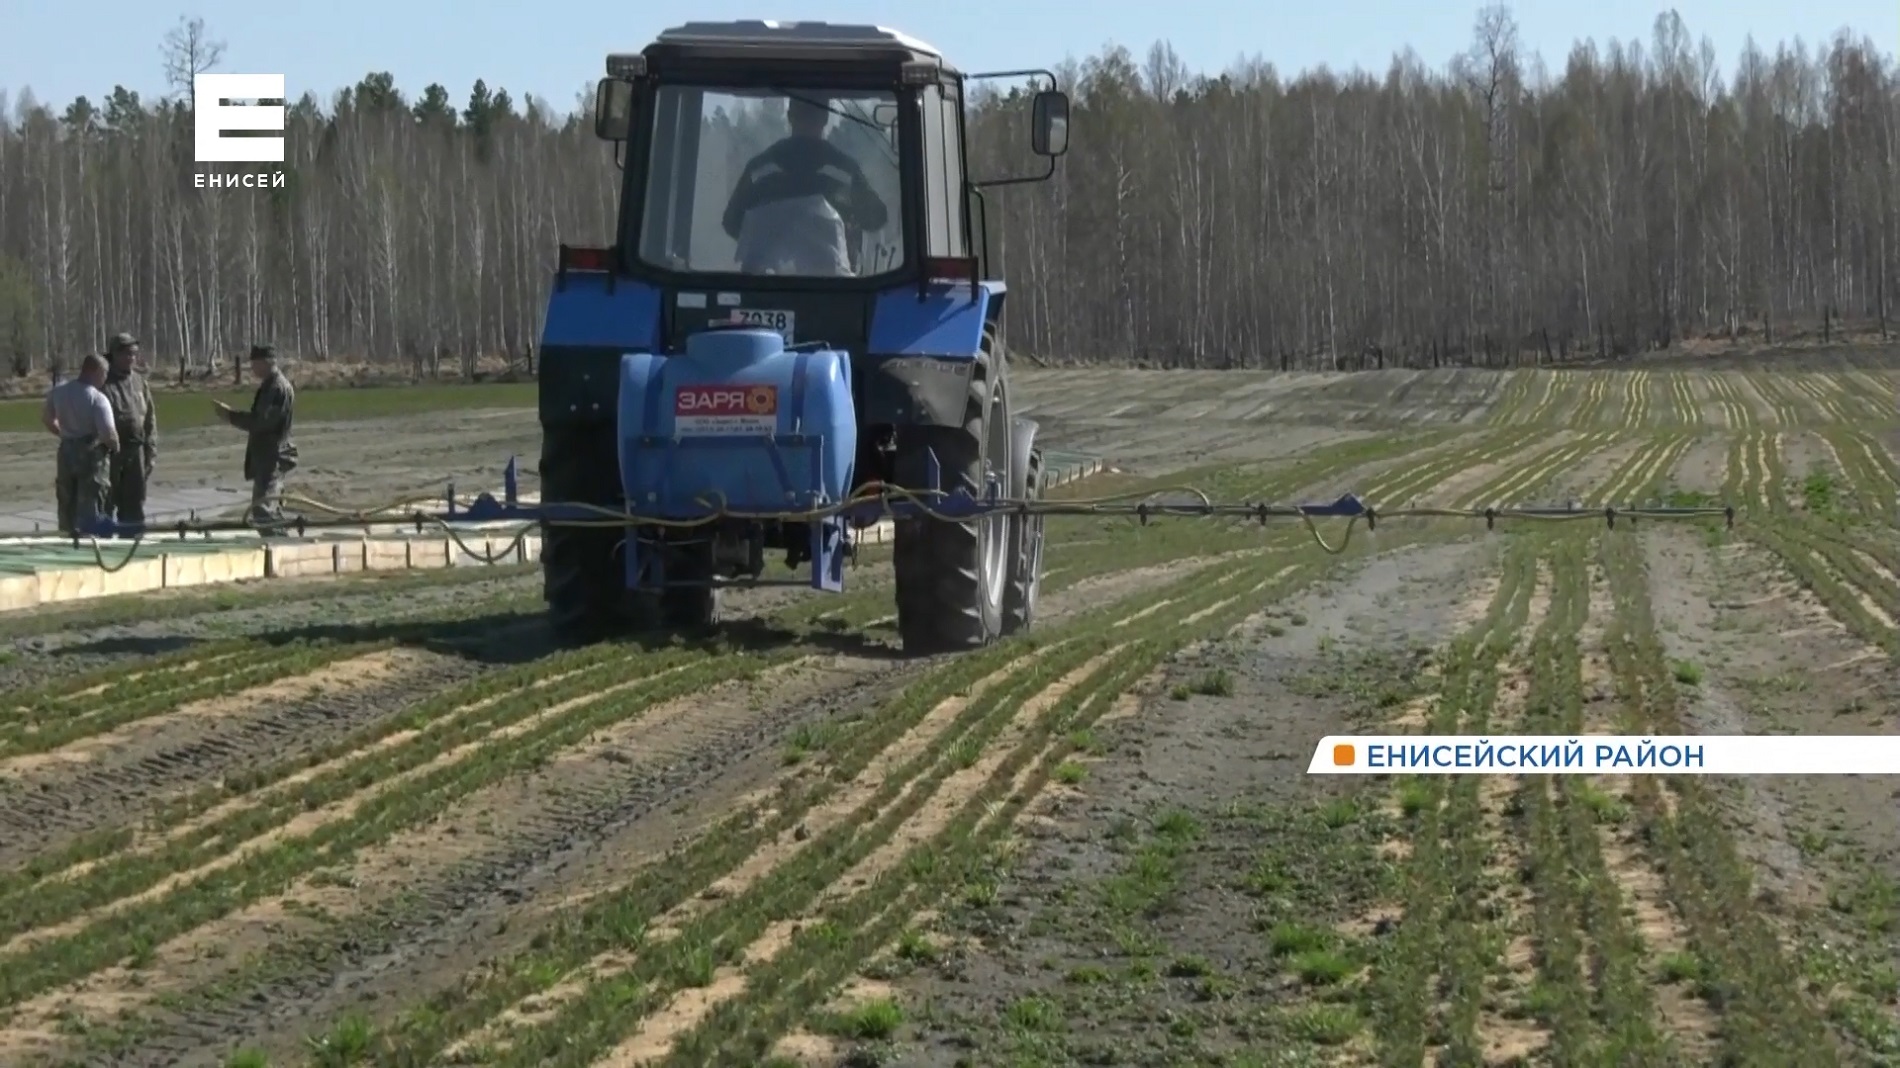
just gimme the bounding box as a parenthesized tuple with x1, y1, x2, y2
(637, 21, 955, 78)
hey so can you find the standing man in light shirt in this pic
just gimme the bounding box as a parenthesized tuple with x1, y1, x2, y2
(41, 354, 120, 536)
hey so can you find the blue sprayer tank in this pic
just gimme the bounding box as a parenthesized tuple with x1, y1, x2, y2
(617, 328, 857, 517)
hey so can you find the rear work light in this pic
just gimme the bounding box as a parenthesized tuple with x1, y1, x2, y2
(559, 245, 613, 272)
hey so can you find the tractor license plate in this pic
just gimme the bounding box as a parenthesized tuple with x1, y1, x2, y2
(728, 308, 794, 340)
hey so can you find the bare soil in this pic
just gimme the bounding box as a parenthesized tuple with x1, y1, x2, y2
(875, 541, 1492, 1065)
(1643, 526, 1900, 900)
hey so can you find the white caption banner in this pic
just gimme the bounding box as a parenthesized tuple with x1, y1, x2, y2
(1306, 735, 1900, 775)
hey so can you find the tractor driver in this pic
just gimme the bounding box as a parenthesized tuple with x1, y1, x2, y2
(721, 95, 889, 275)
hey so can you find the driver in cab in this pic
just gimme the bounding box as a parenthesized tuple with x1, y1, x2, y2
(721, 95, 889, 274)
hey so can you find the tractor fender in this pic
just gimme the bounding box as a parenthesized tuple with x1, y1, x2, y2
(1008, 416, 1040, 496)
(860, 354, 989, 429)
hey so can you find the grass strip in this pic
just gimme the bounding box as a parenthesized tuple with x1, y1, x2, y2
(0, 641, 715, 936)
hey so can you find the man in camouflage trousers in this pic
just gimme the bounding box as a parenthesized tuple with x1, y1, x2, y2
(214, 345, 297, 531)
(41, 354, 120, 535)
(100, 332, 158, 529)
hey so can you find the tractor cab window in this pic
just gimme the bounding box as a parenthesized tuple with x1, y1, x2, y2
(635, 85, 905, 279)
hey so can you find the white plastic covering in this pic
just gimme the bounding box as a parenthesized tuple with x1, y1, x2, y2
(733, 194, 855, 277)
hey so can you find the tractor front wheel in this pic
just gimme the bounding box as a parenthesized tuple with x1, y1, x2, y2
(1001, 447, 1045, 636)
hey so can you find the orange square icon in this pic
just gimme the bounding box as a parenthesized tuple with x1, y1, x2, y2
(1333, 744, 1356, 767)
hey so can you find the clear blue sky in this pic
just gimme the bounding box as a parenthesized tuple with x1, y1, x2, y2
(3, 1, 1895, 115)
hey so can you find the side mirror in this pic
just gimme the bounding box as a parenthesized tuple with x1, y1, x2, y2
(594, 78, 633, 142)
(1030, 90, 1069, 157)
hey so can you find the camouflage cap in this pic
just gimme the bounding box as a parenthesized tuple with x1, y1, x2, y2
(107, 332, 137, 353)
(249, 344, 277, 362)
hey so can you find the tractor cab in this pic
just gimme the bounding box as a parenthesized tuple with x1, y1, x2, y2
(535, 22, 1068, 653)
(587, 21, 1069, 354)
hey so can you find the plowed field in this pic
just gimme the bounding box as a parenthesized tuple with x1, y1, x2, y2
(1, 356, 1898, 1067)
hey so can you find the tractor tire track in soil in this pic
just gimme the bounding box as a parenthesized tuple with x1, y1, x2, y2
(0, 561, 901, 876)
(0, 645, 491, 868)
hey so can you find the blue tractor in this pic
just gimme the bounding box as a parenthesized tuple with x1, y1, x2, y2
(537, 21, 1072, 652)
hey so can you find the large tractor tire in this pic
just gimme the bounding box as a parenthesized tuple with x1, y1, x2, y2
(892, 382, 1011, 655)
(540, 423, 646, 641)
(1002, 446, 1045, 636)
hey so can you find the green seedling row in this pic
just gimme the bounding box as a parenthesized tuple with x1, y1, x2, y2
(1365, 534, 1537, 1064)
(0, 562, 935, 899)
(4, 638, 265, 712)
(1811, 430, 1886, 518)
(1715, 425, 1900, 653)
(334, 551, 1331, 1063)
(1361, 427, 1542, 505)
(1746, 374, 1817, 427)
(485, 555, 1327, 1065)
(289, 404, 1685, 1060)
(479, 624, 1114, 1065)
(1745, 517, 1899, 658)
(5, 589, 542, 730)
(14, 419, 1694, 1048)
(1525, 535, 1675, 1061)
(669, 633, 1185, 1065)
(0, 497, 1248, 937)
(0, 562, 542, 643)
(0, 646, 805, 1007)
(26, 528, 1322, 1033)
(0, 642, 377, 757)
(1667, 375, 1701, 425)
(0, 642, 724, 938)
(1597, 532, 1841, 1063)
(0, 628, 719, 900)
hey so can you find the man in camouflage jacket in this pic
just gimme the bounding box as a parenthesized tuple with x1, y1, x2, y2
(99, 332, 157, 528)
(214, 345, 297, 530)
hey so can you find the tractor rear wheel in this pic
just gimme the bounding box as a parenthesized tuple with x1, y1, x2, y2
(1001, 447, 1045, 636)
(540, 423, 644, 642)
(892, 388, 1010, 654)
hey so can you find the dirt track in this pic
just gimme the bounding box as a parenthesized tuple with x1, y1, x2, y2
(0, 354, 1897, 1065)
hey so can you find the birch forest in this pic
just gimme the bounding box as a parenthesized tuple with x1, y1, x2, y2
(0, 8, 1896, 377)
